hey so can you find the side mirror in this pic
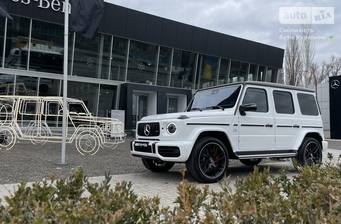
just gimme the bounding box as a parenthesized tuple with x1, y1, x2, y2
(239, 103, 257, 116)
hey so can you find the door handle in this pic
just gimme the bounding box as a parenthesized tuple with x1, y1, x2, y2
(293, 124, 300, 128)
(265, 124, 273, 128)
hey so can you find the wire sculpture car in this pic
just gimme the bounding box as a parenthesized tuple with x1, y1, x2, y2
(0, 96, 126, 155)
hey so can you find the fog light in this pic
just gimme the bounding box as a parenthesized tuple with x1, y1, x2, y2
(167, 123, 177, 134)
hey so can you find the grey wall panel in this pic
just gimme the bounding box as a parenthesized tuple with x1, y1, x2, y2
(125, 10, 147, 41)
(160, 20, 177, 47)
(145, 16, 163, 44)
(175, 24, 193, 51)
(191, 27, 208, 53)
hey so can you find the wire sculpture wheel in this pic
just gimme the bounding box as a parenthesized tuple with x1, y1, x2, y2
(0, 126, 17, 151)
(27, 123, 50, 145)
(76, 129, 101, 156)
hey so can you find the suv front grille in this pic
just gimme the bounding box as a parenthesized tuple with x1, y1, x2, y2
(137, 122, 160, 137)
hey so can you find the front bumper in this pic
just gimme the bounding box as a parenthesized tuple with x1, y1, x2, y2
(130, 140, 193, 162)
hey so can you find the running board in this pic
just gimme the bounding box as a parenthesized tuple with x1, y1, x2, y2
(236, 150, 297, 159)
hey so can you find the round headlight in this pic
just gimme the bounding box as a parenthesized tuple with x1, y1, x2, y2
(167, 123, 177, 134)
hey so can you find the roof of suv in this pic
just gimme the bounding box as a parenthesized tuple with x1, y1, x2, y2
(199, 81, 315, 93)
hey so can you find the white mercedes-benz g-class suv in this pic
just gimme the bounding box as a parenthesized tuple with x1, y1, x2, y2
(131, 82, 328, 183)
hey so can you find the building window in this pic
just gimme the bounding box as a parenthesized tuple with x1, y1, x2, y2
(167, 97, 178, 113)
(68, 81, 99, 115)
(73, 33, 111, 79)
(98, 84, 117, 117)
(0, 18, 5, 66)
(198, 55, 218, 88)
(39, 78, 60, 96)
(248, 64, 258, 81)
(15, 76, 38, 96)
(5, 16, 30, 70)
(229, 61, 249, 83)
(0, 73, 15, 95)
(157, 47, 172, 86)
(127, 40, 158, 85)
(170, 49, 196, 89)
(218, 58, 230, 85)
(110, 37, 128, 81)
(258, 66, 266, 81)
(29, 20, 64, 74)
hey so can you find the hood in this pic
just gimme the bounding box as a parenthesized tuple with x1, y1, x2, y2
(140, 109, 234, 121)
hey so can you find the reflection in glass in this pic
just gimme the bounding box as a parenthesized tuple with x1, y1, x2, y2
(127, 40, 157, 84)
(218, 58, 230, 85)
(258, 66, 266, 81)
(0, 18, 5, 66)
(15, 76, 38, 96)
(29, 20, 63, 74)
(265, 68, 278, 82)
(198, 55, 218, 88)
(5, 16, 30, 70)
(68, 81, 99, 115)
(73, 34, 111, 79)
(229, 61, 249, 83)
(0, 73, 15, 95)
(171, 50, 196, 89)
(167, 97, 178, 113)
(157, 47, 172, 86)
(98, 85, 117, 117)
(248, 64, 258, 81)
(110, 37, 128, 81)
(39, 78, 60, 96)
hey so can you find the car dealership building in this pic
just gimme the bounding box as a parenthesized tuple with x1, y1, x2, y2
(1, 0, 284, 130)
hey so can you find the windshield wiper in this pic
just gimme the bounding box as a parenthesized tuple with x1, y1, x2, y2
(190, 108, 202, 111)
(205, 106, 225, 110)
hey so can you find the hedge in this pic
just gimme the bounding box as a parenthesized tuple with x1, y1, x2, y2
(0, 155, 340, 223)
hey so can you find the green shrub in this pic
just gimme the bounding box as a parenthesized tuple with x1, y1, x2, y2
(0, 161, 340, 223)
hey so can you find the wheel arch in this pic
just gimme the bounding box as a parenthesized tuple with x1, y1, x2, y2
(304, 132, 323, 145)
(193, 131, 238, 159)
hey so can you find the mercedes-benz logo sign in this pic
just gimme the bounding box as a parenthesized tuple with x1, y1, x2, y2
(331, 80, 340, 89)
(144, 124, 151, 136)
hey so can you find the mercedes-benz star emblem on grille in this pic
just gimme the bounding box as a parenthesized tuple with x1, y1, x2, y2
(331, 80, 340, 89)
(144, 124, 151, 136)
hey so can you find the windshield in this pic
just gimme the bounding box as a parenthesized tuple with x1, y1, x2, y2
(189, 85, 241, 111)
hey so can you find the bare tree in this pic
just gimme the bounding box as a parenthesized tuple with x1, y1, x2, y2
(301, 28, 315, 87)
(285, 35, 303, 86)
(307, 62, 329, 91)
(329, 55, 341, 76)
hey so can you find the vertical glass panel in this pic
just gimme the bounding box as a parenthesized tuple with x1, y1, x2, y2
(98, 84, 117, 117)
(229, 61, 249, 83)
(218, 58, 230, 85)
(73, 34, 111, 79)
(29, 20, 63, 73)
(171, 49, 196, 89)
(68, 81, 99, 115)
(265, 68, 273, 82)
(157, 47, 172, 86)
(15, 76, 38, 96)
(5, 16, 30, 70)
(258, 66, 266, 81)
(198, 55, 218, 88)
(0, 73, 15, 95)
(167, 97, 178, 113)
(39, 78, 60, 96)
(110, 36, 128, 81)
(127, 40, 157, 84)
(0, 18, 5, 66)
(248, 64, 258, 81)
(271, 68, 278, 82)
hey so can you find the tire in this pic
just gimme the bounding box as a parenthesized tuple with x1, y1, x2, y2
(141, 158, 175, 172)
(294, 137, 322, 167)
(75, 130, 101, 156)
(240, 158, 262, 167)
(186, 137, 229, 183)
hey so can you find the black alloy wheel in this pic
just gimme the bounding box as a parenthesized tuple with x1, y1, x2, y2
(186, 137, 228, 183)
(295, 137, 322, 167)
(142, 158, 175, 172)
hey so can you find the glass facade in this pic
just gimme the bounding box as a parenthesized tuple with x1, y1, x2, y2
(127, 40, 158, 84)
(0, 14, 281, 122)
(171, 49, 196, 89)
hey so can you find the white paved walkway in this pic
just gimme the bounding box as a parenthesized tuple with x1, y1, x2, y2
(0, 149, 340, 207)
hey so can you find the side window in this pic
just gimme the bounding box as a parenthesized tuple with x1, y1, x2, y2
(20, 100, 39, 115)
(44, 102, 60, 116)
(273, 90, 294, 114)
(297, 93, 319, 116)
(242, 87, 268, 112)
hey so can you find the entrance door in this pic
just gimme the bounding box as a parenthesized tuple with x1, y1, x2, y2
(132, 94, 148, 127)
